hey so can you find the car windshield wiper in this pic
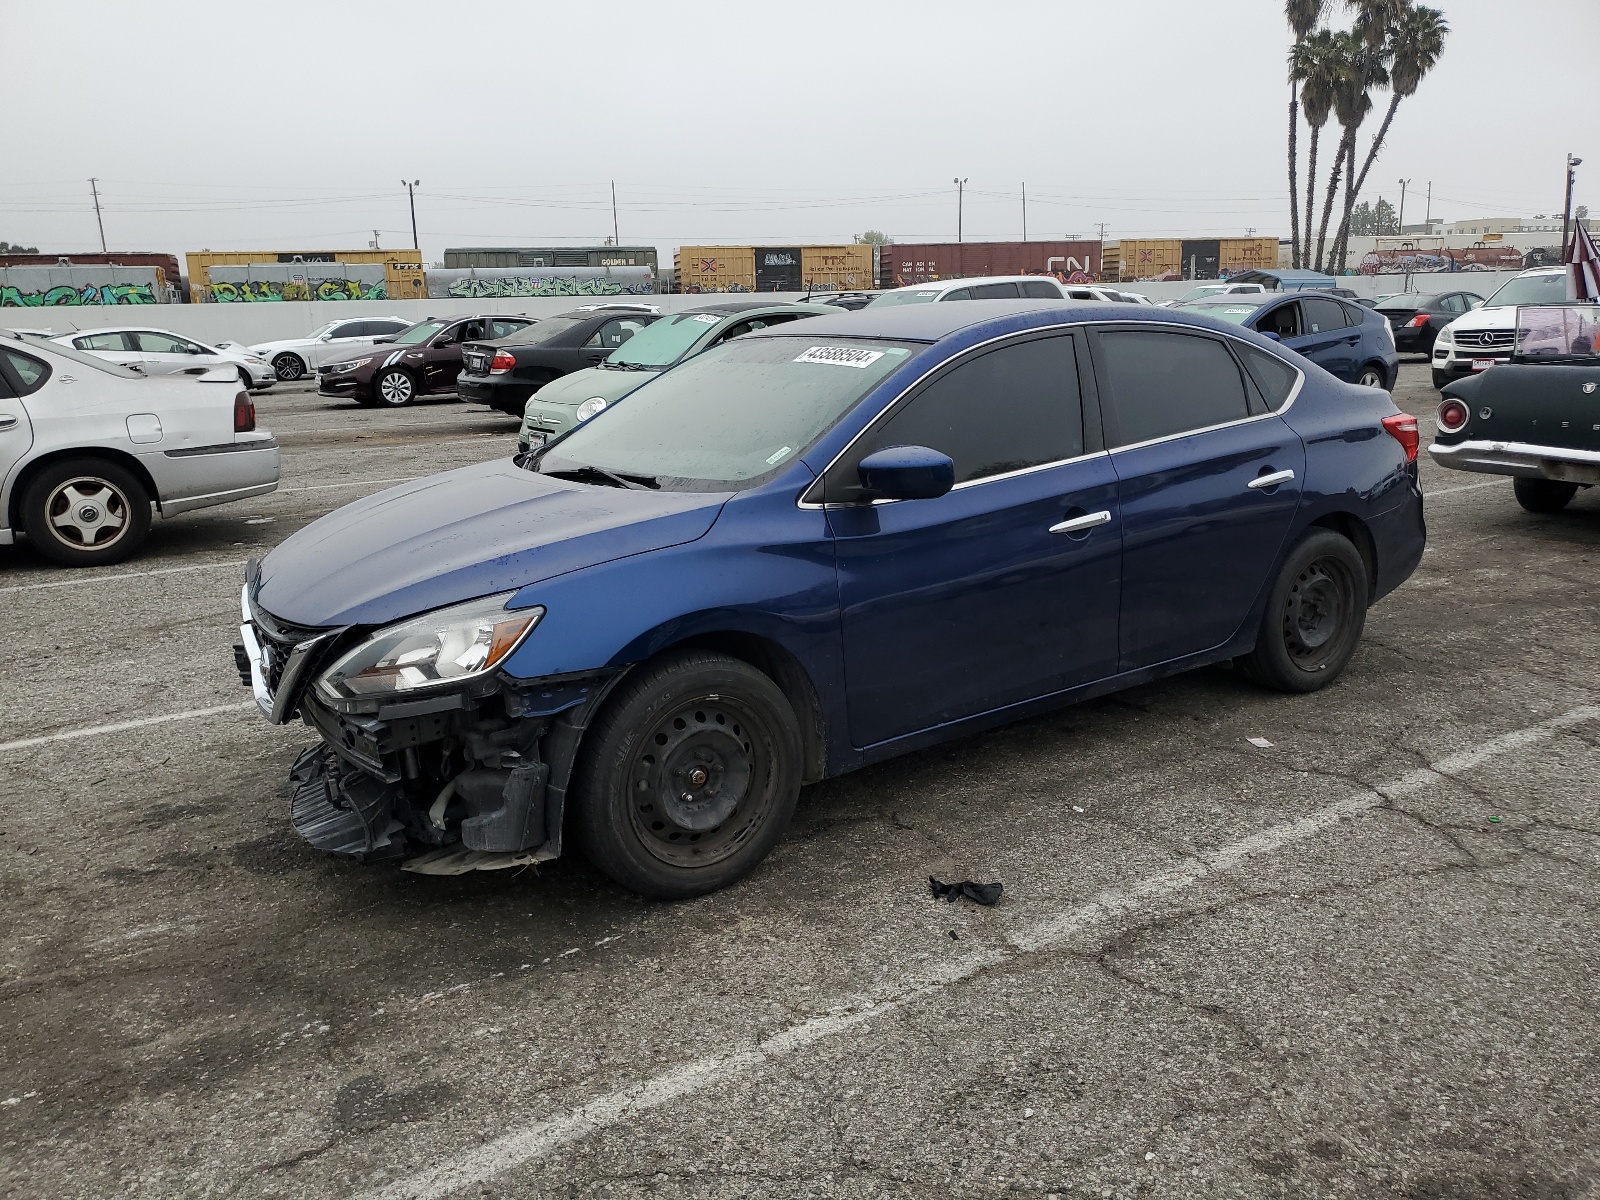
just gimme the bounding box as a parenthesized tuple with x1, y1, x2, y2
(542, 465, 659, 490)
(599, 361, 655, 371)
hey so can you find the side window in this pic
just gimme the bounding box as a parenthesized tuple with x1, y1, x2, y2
(941, 288, 973, 302)
(970, 282, 1020, 299)
(1095, 329, 1252, 447)
(1257, 302, 1302, 340)
(1235, 343, 1300, 412)
(329, 322, 365, 339)
(588, 318, 645, 348)
(1440, 294, 1466, 313)
(491, 319, 529, 339)
(132, 331, 193, 354)
(434, 323, 465, 345)
(0, 347, 50, 396)
(1301, 297, 1350, 333)
(75, 332, 132, 351)
(1021, 280, 1062, 299)
(828, 335, 1083, 501)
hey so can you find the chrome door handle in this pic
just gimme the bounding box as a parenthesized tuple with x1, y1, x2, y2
(1049, 510, 1112, 534)
(0, 415, 17, 430)
(1248, 469, 1296, 490)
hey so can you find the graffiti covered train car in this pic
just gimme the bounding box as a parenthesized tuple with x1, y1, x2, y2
(1, 265, 174, 307)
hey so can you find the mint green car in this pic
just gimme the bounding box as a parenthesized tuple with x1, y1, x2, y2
(516, 302, 835, 452)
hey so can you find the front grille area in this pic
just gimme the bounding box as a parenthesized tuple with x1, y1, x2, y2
(250, 605, 329, 697)
(1455, 329, 1514, 350)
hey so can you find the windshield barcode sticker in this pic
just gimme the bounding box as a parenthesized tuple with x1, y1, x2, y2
(794, 345, 886, 369)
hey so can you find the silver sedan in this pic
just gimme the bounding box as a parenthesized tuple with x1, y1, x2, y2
(50, 326, 278, 390)
(0, 331, 279, 567)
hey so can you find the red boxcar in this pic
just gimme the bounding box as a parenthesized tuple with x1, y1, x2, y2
(877, 241, 1102, 288)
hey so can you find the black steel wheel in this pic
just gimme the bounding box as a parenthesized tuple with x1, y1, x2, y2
(374, 368, 416, 406)
(272, 353, 305, 381)
(20, 457, 152, 567)
(1238, 529, 1368, 693)
(1513, 478, 1579, 513)
(572, 650, 803, 899)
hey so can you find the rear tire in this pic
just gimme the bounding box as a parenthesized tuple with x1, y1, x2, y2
(1356, 364, 1387, 389)
(374, 368, 416, 406)
(1238, 529, 1368, 694)
(20, 457, 153, 567)
(272, 353, 305, 381)
(572, 651, 803, 899)
(1432, 369, 1452, 391)
(1513, 478, 1578, 513)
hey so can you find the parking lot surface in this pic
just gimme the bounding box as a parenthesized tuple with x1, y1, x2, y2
(2, 366, 1598, 1200)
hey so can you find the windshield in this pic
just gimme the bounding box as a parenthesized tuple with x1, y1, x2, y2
(868, 288, 943, 307)
(1484, 273, 1569, 308)
(609, 312, 721, 366)
(1195, 302, 1262, 326)
(306, 322, 338, 339)
(391, 320, 445, 345)
(499, 316, 579, 346)
(535, 336, 920, 491)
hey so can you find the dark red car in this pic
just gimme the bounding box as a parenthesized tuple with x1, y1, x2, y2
(317, 313, 535, 406)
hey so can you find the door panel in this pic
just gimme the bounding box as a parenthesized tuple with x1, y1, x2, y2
(0, 355, 37, 504)
(1288, 296, 1360, 380)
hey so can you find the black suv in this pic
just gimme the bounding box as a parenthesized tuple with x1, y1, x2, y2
(457, 304, 661, 416)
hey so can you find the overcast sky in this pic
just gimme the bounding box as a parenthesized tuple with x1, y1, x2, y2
(4, 0, 1596, 263)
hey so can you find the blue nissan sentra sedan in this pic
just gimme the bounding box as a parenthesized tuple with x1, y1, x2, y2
(236, 300, 1425, 898)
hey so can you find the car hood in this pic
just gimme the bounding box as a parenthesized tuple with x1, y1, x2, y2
(255, 459, 729, 628)
(1440, 304, 1518, 336)
(533, 364, 662, 407)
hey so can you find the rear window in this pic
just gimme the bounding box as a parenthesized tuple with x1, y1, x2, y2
(1235, 343, 1300, 409)
(4, 336, 138, 378)
(499, 316, 582, 345)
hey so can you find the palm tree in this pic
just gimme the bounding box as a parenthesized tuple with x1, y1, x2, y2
(1312, 31, 1373, 270)
(1290, 30, 1341, 270)
(1333, 5, 1448, 262)
(1285, 0, 1327, 269)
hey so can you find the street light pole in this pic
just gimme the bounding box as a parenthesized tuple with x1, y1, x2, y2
(954, 177, 968, 244)
(1397, 178, 1411, 234)
(402, 179, 420, 252)
(88, 177, 106, 252)
(1563, 154, 1583, 254)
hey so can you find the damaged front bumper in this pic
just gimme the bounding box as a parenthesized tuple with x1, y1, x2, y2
(235, 581, 617, 874)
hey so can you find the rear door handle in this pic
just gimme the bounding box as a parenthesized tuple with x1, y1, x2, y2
(1049, 510, 1112, 534)
(1248, 469, 1296, 490)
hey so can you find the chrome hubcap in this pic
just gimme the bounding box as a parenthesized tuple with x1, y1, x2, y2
(273, 356, 302, 380)
(45, 478, 129, 549)
(379, 372, 412, 404)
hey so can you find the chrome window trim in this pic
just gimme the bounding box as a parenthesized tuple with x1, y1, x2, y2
(795, 322, 1088, 509)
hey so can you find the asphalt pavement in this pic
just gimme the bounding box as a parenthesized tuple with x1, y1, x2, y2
(1, 366, 1597, 1200)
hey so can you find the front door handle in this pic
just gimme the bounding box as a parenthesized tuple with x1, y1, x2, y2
(0, 415, 17, 430)
(1248, 469, 1296, 490)
(1049, 510, 1112, 534)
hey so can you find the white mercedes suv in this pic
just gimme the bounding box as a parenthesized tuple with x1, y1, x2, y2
(1431, 267, 1570, 390)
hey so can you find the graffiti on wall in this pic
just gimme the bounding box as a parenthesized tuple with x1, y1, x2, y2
(442, 274, 650, 299)
(1, 282, 157, 307)
(209, 278, 388, 302)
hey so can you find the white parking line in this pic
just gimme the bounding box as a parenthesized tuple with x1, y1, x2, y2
(359, 704, 1600, 1200)
(0, 561, 243, 594)
(1424, 479, 1503, 499)
(0, 702, 255, 754)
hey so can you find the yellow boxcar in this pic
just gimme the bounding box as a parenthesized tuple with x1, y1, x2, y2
(1217, 237, 1278, 276)
(1116, 239, 1184, 281)
(799, 245, 874, 292)
(675, 247, 757, 293)
(384, 262, 427, 300)
(185, 249, 413, 291)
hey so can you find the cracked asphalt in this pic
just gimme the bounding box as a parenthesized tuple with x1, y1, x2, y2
(1, 363, 1597, 1200)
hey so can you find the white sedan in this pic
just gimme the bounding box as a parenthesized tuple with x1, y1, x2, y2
(0, 330, 279, 566)
(52, 327, 278, 390)
(248, 315, 415, 381)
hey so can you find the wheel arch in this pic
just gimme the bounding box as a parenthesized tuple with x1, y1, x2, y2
(8, 446, 160, 530)
(1307, 510, 1378, 602)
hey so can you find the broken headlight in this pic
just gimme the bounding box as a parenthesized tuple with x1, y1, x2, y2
(315, 593, 544, 701)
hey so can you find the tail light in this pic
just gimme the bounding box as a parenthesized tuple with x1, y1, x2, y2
(233, 390, 256, 433)
(489, 350, 517, 375)
(1436, 398, 1469, 433)
(1406, 314, 1430, 328)
(1381, 412, 1419, 463)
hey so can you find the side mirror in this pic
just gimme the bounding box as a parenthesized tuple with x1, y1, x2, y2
(373, 335, 394, 344)
(318, 334, 334, 342)
(857, 445, 955, 502)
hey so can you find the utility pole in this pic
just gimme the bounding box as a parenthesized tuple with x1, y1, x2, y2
(1424, 181, 1432, 228)
(88, 178, 106, 252)
(402, 179, 420, 252)
(1397, 178, 1411, 234)
(1563, 154, 1583, 254)
(954, 177, 968, 244)
(371, 229, 381, 250)
(1095, 222, 1109, 279)
(611, 180, 620, 246)
(1021, 182, 1027, 242)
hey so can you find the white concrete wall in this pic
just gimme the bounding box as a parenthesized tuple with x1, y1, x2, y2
(2, 272, 1532, 345)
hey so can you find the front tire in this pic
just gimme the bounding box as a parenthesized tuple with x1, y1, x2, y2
(374, 368, 416, 406)
(1238, 529, 1369, 693)
(572, 650, 803, 899)
(1432, 369, 1452, 391)
(272, 353, 305, 381)
(1513, 478, 1578, 513)
(20, 457, 153, 567)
